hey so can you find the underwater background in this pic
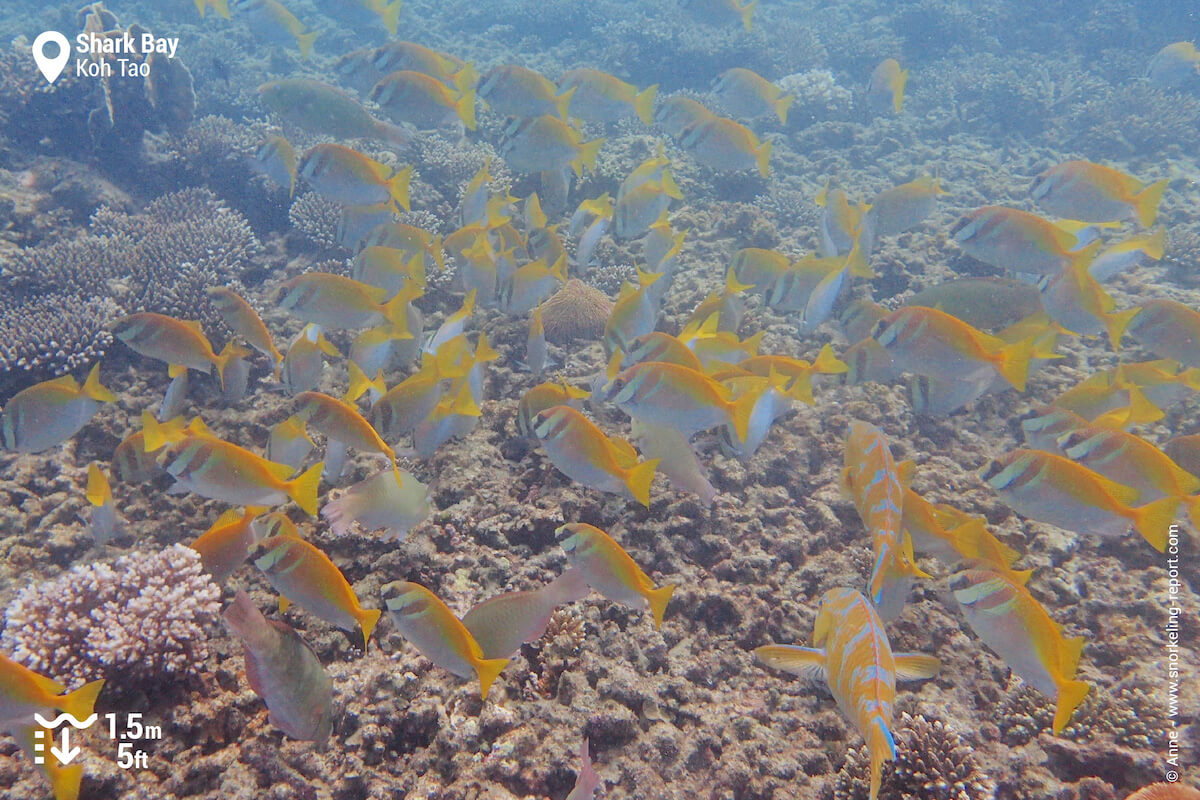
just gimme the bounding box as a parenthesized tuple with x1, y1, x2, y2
(0, 0, 1198, 799)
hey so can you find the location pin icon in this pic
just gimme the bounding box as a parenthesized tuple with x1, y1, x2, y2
(32, 31, 71, 85)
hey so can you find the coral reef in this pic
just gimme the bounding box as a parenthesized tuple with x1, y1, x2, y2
(0, 545, 221, 688)
(0, 292, 118, 390)
(288, 191, 344, 252)
(537, 279, 614, 343)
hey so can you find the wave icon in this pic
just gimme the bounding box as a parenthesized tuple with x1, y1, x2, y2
(33, 713, 98, 729)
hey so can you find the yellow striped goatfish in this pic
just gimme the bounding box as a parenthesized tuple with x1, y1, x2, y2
(556, 523, 675, 629)
(532, 405, 658, 506)
(1, 364, 116, 453)
(950, 566, 1090, 735)
(842, 422, 931, 620)
(756, 588, 939, 800)
(380, 580, 510, 699)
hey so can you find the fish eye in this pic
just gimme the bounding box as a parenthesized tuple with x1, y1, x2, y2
(870, 319, 889, 341)
(948, 215, 972, 238)
(979, 459, 1006, 483)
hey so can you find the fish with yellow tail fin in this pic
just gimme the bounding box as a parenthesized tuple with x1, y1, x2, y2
(412, 378, 483, 458)
(279, 272, 415, 332)
(644, 211, 687, 276)
(189, 506, 268, 584)
(251, 135, 297, 196)
(532, 405, 659, 506)
(323, 466, 430, 541)
(560, 68, 658, 125)
(555, 523, 675, 629)
(517, 381, 589, 438)
(678, 115, 771, 177)
(374, 41, 477, 94)
(734, 345, 848, 404)
(815, 181, 869, 257)
(654, 95, 718, 138)
(603, 360, 774, 443)
(258, 79, 410, 147)
(380, 581, 510, 699)
(1031, 161, 1168, 227)
(621, 331, 707, 375)
(570, 193, 614, 267)
(712, 67, 793, 123)
(207, 287, 284, 378)
(360, 223, 447, 274)
(500, 254, 568, 315)
(755, 588, 939, 800)
(352, 248, 426, 298)
(222, 590, 334, 743)
(951, 206, 1101, 276)
(114, 312, 247, 385)
(1148, 41, 1200, 89)
(281, 324, 339, 397)
(602, 270, 664, 355)
(1089, 228, 1166, 282)
(874, 305, 1036, 392)
(424, 290, 477, 357)
(157, 429, 324, 515)
(1036, 258, 1140, 351)
(867, 58, 908, 113)
(527, 306, 548, 376)
(950, 566, 1090, 735)
(0, 653, 104, 800)
(842, 422, 931, 620)
(112, 413, 188, 483)
(461, 569, 590, 659)
(1126, 298, 1200, 369)
(293, 390, 399, 481)
(235, 0, 318, 57)
(195, 0, 232, 18)
(681, 0, 757, 31)
(478, 64, 572, 119)
(251, 535, 382, 648)
(499, 115, 604, 178)
(298, 144, 412, 212)
(357, 0, 403, 36)
(982, 449, 1179, 551)
(1020, 405, 1091, 453)
(371, 70, 477, 132)
(85, 462, 124, 543)
(900, 488, 1021, 570)
(860, 175, 945, 255)
(368, 362, 447, 442)
(1, 364, 116, 453)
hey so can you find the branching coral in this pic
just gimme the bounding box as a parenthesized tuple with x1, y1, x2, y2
(0, 292, 118, 393)
(0, 545, 221, 688)
(289, 192, 344, 251)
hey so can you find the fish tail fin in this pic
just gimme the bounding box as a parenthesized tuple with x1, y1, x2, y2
(388, 165, 414, 213)
(754, 644, 826, 679)
(1144, 226, 1167, 259)
(1133, 179, 1168, 228)
(644, 583, 675, 629)
(193, 0, 206, 16)
(359, 608, 383, 648)
(456, 89, 478, 131)
(296, 30, 318, 59)
(626, 458, 659, 507)
(754, 139, 772, 178)
(555, 86, 576, 121)
(289, 462, 324, 516)
(452, 63, 478, 94)
(1102, 307, 1140, 352)
(994, 336, 1036, 392)
(571, 138, 605, 178)
(634, 84, 658, 125)
(82, 363, 117, 403)
(1132, 496, 1180, 551)
(379, 0, 403, 36)
(867, 724, 896, 800)
(813, 342, 849, 374)
(141, 411, 167, 453)
(729, 389, 762, 443)
(58, 678, 104, 722)
(382, 290, 416, 334)
(776, 93, 794, 124)
(213, 0, 231, 18)
(475, 656, 510, 700)
(213, 341, 249, 391)
(345, 361, 386, 404)
(1052, 679, 1091, 735)
(893, 652, 941, 681)
(893, 68, 909, 113)
(740, 0, 758, 31)
(46, 761, 83, 800)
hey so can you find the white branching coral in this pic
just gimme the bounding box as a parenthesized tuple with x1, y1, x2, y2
(0, 544, 221, 688)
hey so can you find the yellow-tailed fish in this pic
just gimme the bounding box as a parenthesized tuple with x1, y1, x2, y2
(1165, 434, 1200, 479)
(360, 222, 446, 273)
(235, 0, 318, 57)
(840, 298, 888, 345)
(1, 364, 115, 453)
(350, 322, 412, 377)
(352, 248, 426, 296)
(257, 78, 411, 146)
(1112, 360, 1200, 412)
(951, 206, 1099, 276)
(1020, 405, 1091, 452)
(499, 115, 604, 178)
(293, 391, 398, 476)
(373, 41, 476, 93)
(842, 422, 931, 619)
(354, 0, 404, 36)
(681, 0, 757, 31)
(267, 415, 316, 470)
(711, 67, 793, 123)
(500, 254, 568, 315)
(527, 306, 548, 376)
(279, 272, 414, 331)
(860, 175, 945, 254)
(906, 277, 1044, 332)
(570, 193, 613, 267)
(755, 588, 939, 800)
(874, 305, 1036, 391)
(555, 523, 675, 629)
(759, 245, 872, 329)
(728, 246, 792, 291)
(900, 488, 1020, 570)
(559, 68, 657, 125)
(644, 212, 687, 274)
(85, 462, 124, 543)
(815, 181, 869, 257)
(478, 64, 572, 119)
(114, 312, 245, 383)
(1031, 160, 1168, 227)
(566, 737, 601, 800)
(207, 287, 284, 377)
(411, 378, 482, 458)
(1088, 228, 1166, 282)
(517, 381, 589, 438)
(368, 362, 447, 442)
(460, 569, 590, 659)
(0, 653, 104, 800)
(281, 324, 340, 396)
(678, 115, 771, 177)
(251, 535, 381, 647)
(371, 70, 477, 131)
(338, 203, 398, 250)
(735, 345, 848, 404)
(112, 414, 187, 483)
(866, 58, 908, 113)
(614, 179, 677, 241)
(682, 326, 764, 369)
(654, 95, 718, 138)
(252, 135, 297, 196)
(982, 448, 1179, 551)
(223, 590, 334, 743)
(682, 272, 751, 335)
(323, 466, 430, 540)
(195, 0, 232, 18)
(298, 144, 412, 212)
(631, 418, 718, 504)
(158, 431, 324, 515)
(1148, 41, 1200, 89)
(424, 290, 477, 357)
(251, 510, 303, 542)
(380, 580, 510, 699)
(1126, 298, 1200, 368)
(603, 360, 763, 442)
(1036, 258, 1138, 350)
(621, 331, 706, 375)
(532, 405, 659, 506)
(602, 272, 662, 355)
(460, 158, 496, 226)
(949, 567, 1090, 735)
(190, 506, 267, 584)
